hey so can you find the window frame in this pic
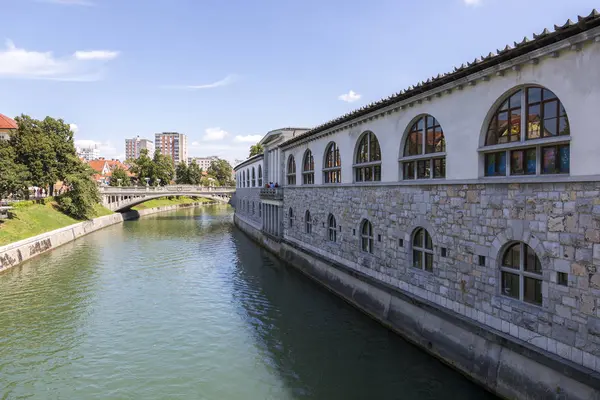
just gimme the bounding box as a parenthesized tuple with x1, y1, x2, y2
(360, 220, 374, 253)
(412, 228, 434, 272)
(287, 155, 297, 186)
(258, 165, 263, 187)
(252, 167, 256, 187)
(323, 142, 342, 184)
(499, 242, 543, 306)
(354, 131, 382, 183)
(400, 115, 446, 180)
(289, 207, 294, 228)
(328, 214, 337, 242)
(481, 86, 570, 178)
(305, 210, 312, 233)
(302, 150, 315, 185)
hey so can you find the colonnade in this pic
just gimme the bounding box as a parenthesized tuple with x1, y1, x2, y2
(262, 203, 281, 237)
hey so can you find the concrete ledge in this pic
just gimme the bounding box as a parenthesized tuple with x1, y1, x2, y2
(234, 214, 600, 400)
(0, 201, 216, 273)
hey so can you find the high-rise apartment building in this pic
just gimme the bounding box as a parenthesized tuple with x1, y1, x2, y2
(125, 136, 155, 160)
(188, 156, 219, 171)
(76, 145, 100, 161)
(154, 132, 188, 165)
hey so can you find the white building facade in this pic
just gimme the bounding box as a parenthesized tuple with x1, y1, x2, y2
(125, 136, 154, 160)
(188, 156, 219, 170)
(234, 13, 600, 399)
(154, 132, 188, 166)
(76, 145, 100, 161)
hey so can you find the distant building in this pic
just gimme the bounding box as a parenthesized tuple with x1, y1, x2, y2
(155, 132, 187, 166)
(76, 145, 100, 161)
(87, 158, 132, 186)
(125, 136, 154, 160)
(188, 156, 219, 171)
(0, 113, 17, 140)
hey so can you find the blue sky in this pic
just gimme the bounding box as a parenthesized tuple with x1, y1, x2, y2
(0, 0, 597, 163)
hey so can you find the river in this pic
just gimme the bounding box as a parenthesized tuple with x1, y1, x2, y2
(0, 206, 495, 399)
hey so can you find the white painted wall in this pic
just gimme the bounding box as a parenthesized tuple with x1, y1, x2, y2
(283, 39, 600, 182)
(237, 157, 264, 188)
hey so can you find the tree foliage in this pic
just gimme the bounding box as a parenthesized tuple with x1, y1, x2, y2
(0, 140, 30, 199)
(249, 143, 264, 157)
(129, 149, 174, 186)
(187, 161, 202, 185)
(57, 167, 101, 220)
(109, 167, 131, 186)
(175, 162, 189, 184)
(207, 159, 233, 186)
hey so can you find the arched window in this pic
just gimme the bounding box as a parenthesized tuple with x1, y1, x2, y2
(246, 169, 250, 187)
(289, 208, 294, 227)
(484, 86, 570, 177)
(242, 171, 245, 188)
(355, 132, 381, 182)
(412, 228, 433, 272)
(328, 214, 337, 242)
(252, 167, 256, 187)
(402, 115, 446, 180)
(252, 201, 255, 215)
(302, 150, 314, 185)
(361, 220, 373, 253)
(500, 242, 542, 305)
(258, 165, 263, 187)
(259, 203, 262, 217)
(287, 155, 297, 185)
(305, 210, 312, 233)
(324, 142, 341, 184)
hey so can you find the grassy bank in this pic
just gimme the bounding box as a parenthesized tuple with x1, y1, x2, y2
(0, 201, 113, 247)
(131, 196, 212, 211)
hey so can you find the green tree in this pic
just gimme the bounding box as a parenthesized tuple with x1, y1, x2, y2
(0, 140, 30, 200)
(109, 167, 131, 186)
(187, 161, 202, 184)
(57, 168, 101, 219)
(249, 143, 264, 157)
(207, 159, 233, 186)
(175, 162, 189, 184)
(130, 149, 154, 185)
(153, 150, 175, 186)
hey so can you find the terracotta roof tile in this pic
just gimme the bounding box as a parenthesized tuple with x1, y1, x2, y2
(0, 114, 17, 130)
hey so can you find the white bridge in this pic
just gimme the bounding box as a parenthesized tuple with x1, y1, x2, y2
(100, 185, 235, 212)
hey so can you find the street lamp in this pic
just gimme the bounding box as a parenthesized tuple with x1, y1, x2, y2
(117, 178, 122, 187)
(156, 178, 161, 187)
(145, 177, 150, 186)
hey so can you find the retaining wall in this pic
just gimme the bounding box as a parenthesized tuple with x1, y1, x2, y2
(0, 202, 213, 273)
(234, 214, 600, 400)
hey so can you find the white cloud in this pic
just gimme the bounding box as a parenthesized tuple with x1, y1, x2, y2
(69, 123, 78, 133)
(74, 50, 119, 60)
(36, 0, 95, 5)
(201, 127, 229, 141)
(0, 40, 119, 81)
(338, 90, 361, 103)
(463, 0, 482, 6)
(164, 74, 238, 90)
(234, 134, 262, 143)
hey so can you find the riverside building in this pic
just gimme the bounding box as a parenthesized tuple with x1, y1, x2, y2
(234, 11, 600, 399)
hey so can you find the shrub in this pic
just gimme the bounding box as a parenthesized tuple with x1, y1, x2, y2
(57, 173, 100, 219)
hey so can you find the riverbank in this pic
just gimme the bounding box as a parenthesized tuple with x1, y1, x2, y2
(0, 200, 219, 273)
(234, 214, 600, 400)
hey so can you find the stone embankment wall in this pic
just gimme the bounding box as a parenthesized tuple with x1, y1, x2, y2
(0, 202, 214, 273)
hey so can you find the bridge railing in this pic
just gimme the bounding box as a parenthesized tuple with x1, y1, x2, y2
(99, 185, 235, 194)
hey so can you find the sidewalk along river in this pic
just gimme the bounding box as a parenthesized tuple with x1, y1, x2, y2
(0, 205, 496, 399)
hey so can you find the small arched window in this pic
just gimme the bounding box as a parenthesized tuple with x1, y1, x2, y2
(324, 142, 341, 184)
(361, 220, 373, 253)
(259, 203, 262, 217)
(287, 155, 297, 185)
(252, 201, 255, 215)
(484, 86, 570, 177)
(289, 208, 294, 227)
(305, 210, 312, 233)
(246, 169, 250, 187)
(303, 150, 315, 185)
(242, 171, 245, 188)
(402, 115, 446, 180)
(328, 214, 337, 242)
(252, 167, 256, 187)
(258, 165, 263, 187)
(412, 228, 433, 272)
(355, 132, 381, 182)
(500, 242, 542, 305)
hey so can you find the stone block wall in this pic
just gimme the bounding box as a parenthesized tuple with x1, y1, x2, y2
(234, 187, 262, 227)
(283, 182, 600, 371)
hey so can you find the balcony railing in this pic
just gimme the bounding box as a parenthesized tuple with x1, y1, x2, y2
(259, 188, 283, 200)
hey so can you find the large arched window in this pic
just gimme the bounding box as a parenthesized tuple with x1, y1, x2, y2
(500, 242, 542, 305)
(324, 142, 341, 184)
(258, 165, 263, 187)
(302, 150, 314, 185)
(361, 220, 373, 253)
(305, 210, 312, 233)
(355, 132, 381, 182)
(242, 170, 246, 188)
(412, 228, 433, 272)
(328, 214, 337, 242)
(246, 169, 250, 187)
(287, 155, 297, 185)
(483, 86, 570, 177)
(252, 167, 256, 187)
(401, 115, 446, 180)
(289, 208, 294, 228)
